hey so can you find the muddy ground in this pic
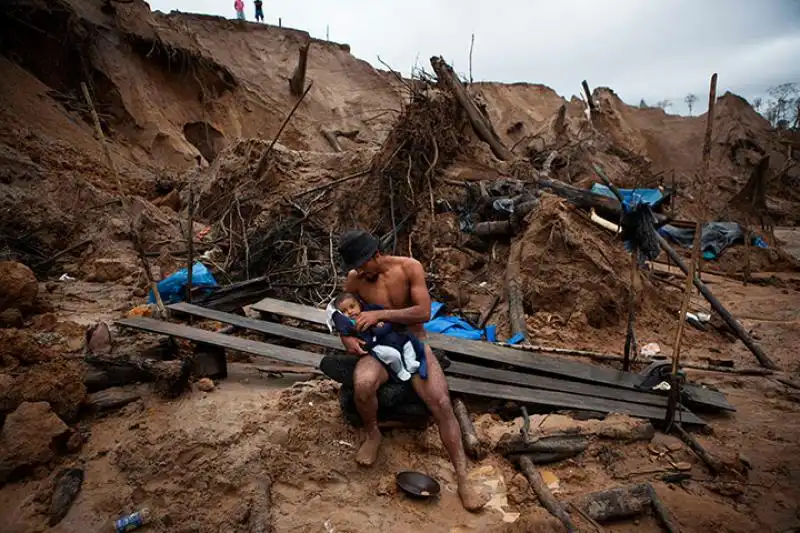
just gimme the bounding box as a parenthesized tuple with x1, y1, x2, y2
(0, 266, 799, 533)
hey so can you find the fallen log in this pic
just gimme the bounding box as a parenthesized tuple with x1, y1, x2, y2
(519, 455, 578, 533)
(657, 234, 778, 369)
(430, 56, 513, 161)
(498, 433, 588, 459)
(246, 478, 273, 533)
(506, 240, 528, 342)
(453, 398, 484, 459)
(671, 423, 723, 475)
(85, 354, 190, 397)
(571, 483, 653, 522)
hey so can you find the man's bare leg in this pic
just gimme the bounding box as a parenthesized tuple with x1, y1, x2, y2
(353, 356, 389, 466)
(412, 346, 488, 511)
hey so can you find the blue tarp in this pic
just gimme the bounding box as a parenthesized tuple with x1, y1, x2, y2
(424, 301, 497, 342)
(148, 262, 219, 305)
(590, 184, 665, 210)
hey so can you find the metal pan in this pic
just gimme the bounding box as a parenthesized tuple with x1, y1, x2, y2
(395, 471, 441, 499)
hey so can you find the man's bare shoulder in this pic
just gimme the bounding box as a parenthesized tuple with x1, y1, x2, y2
(387, 255, 425, 279)
(344, 270, 361, 292)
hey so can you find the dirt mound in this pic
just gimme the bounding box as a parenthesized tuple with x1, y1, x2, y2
(517, 195, 679, 337)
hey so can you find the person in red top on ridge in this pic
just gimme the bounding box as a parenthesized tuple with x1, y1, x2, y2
(234, 0, 245, 21)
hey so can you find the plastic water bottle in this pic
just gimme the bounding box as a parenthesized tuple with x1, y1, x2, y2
(114, 508, 150, 532)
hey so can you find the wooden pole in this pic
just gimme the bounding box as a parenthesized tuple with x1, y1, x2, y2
(623, 253, 637, 371)
(81, 82, 122, 191)
(519, 456, 578, 533)
(656, 234, 778, 369)
(289, 40, 310, 96)
(702, 73, 718, 179)
(582, 80, 596, 111)
(506, 240, 528, 343)
(665, 222, 701, 428)
(186, 181, 195, 304)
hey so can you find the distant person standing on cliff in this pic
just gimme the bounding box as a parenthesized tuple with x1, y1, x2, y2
(234, 0, 245, 21)
(254, 0, 264, 22)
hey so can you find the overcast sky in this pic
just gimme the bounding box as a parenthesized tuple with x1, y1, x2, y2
(148, 0, 800, 115)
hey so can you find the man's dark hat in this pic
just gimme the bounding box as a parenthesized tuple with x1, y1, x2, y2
(338, 230, 379, 271)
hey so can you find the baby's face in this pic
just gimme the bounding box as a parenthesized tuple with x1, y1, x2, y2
(338, 298, 361, 319)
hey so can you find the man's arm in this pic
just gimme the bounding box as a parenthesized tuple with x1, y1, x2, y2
(373, 260, 431, 325)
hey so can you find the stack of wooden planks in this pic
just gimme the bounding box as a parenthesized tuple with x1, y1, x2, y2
(116, 298, 736, 425)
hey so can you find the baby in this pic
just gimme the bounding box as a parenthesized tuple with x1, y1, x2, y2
(330, 292, 425, 381)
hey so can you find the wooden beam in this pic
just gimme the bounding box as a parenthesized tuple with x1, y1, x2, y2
(657, 234, 778, 369)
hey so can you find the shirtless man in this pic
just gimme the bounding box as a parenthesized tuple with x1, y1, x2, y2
(337, 229, 487, 511)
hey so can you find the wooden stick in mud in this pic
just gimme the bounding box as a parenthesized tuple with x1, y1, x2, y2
(582, 80, 596, 111)
(656, 234, 778, 369)
(429, 56, 514, 161)
(623, 253, 637, 371)
(665, 222, 701, 428)
(478, 295, 500, 329)
(506, 239, 529, 343)
(453, 399, 483, 459)
(289, 40, 310, 96)
(649, 486, 682, 533)
(131, 219, 168, 318)
(185, 180, 195, 304)
(671, 423, 723, 475)
(519, 456, 578, 533)
(81, 82, 122, 191)
(256, 81, 314, 178)
(702, 73, 718, 179)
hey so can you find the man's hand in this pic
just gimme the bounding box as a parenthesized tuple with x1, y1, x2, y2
(355, 310, 382, 332)
(341, 335, 367, 356)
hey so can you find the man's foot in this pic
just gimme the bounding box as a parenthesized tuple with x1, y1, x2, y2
(458, 480, 489, 512)
(355, 429, 382, 466)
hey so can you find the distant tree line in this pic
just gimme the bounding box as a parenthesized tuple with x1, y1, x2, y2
(637, 82, 798, 129)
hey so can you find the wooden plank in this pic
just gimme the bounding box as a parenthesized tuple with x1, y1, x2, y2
(118, 314, 704, 424)
(446, 377, 704, 425)
(115, 317, 323, 368)
(171, 303, 669, 407)
(249, 298, 732, 412)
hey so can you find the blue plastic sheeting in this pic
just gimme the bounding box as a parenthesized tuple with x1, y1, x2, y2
(148, 262, 218, 305)
(506, 332, 526, 345)
(424, 301, 496, 342)
(590, 184, 665, 210)
(658, 222, 768, 260)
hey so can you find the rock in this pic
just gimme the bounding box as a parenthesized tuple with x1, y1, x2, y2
(87, 258, 133, 283)
(0, 308, 24, 328)
(0, 261, 38, 313)
(596, 415, 655, 442)
(86, 388, 141, 411)
(196, 377, 215, 392)
(737, 452, 752, 470)
(267, 425, 290, 446)
(48, 467, 83, 526)
(0, 402, 69, 483)
(84, 322, 112, 354)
